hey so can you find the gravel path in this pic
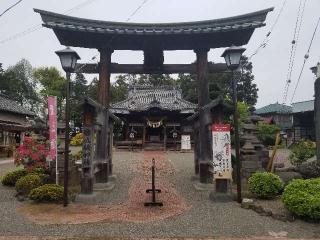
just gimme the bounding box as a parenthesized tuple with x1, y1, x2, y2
(0, 151, 319, 239)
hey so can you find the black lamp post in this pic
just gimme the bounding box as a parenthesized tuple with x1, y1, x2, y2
(56, 47, 80, 207)
(221, 45, 245, 204)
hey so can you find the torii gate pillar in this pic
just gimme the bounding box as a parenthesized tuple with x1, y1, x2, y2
(195, 48, 213, 183)
(95, 48, 113, 183)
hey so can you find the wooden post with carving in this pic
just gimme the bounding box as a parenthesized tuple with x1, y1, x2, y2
(81, 103, 95, 194)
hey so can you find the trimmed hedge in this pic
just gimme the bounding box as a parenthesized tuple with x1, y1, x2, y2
(248, 172, 284, 199)
(29, 184, 64, 203)
(282, 178, 320, 221)
(1, 169, 27, 186)
(15, 174, 43, 195)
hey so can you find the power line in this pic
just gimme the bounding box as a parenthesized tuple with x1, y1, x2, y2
(0, 0, 23, 18)
(0, 0, 99, 45)
(64, 0, 98, 14)
(77, 0, 151, 73)
(290, 15, 320, 103)
(247, 0, 287, 61)
(126, 0, 149, 22)
(282, 0, 307, 104)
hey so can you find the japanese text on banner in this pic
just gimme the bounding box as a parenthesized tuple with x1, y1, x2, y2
(48, 96, 57, 161)
(212, 124, 232, 179)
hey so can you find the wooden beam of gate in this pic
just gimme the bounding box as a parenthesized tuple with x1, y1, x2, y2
(75, 63, 227, 74)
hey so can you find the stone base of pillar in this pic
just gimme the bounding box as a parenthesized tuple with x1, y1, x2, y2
(199, 162, 213, 184)
(108, 174, 117, 182)
(193, 182, 215, 191)
(75, 193, 97, 204)
(215, 179, 228, 193)
(190, 175, 200, 181)
(80, 175, 94, 194)
(109, 163, 113, 175)
(209, 191, 233, 202)
(93, 182, 115, 192)
(95, 162, 109, 183)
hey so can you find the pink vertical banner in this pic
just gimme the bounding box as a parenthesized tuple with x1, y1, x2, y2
(48, 96, 57, 161)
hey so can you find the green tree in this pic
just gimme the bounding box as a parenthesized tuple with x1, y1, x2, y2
(176, 74, 197, 103)
(176, 56, 258, 107)
(0, 59, 39, 112)
(110, 75, 129, 103)
(33, 66, 66, 120)
(70, 73, 88, 127)
(87, 77, 99, 101)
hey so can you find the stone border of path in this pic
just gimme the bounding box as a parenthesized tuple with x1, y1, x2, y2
(0, 158, 14, 165)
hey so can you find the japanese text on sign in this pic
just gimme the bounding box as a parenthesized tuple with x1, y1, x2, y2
(212, 124, 232, 179)
(48, 96, 57, 161)
(181, 135, 191, 150)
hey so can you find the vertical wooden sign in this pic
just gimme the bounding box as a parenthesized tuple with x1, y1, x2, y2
(212, 124, 232, 179)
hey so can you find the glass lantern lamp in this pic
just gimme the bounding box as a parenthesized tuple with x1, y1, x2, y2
(221, 45, 246, 71)
(55, 47, 80, 72)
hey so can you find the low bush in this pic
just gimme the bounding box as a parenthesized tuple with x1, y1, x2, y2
(15, 174, 43, 195)
(290, 140, 316, 166)
(282, 178, 320, 221)
(29, 184, 64, 203)
(248, 172, 284, 199)
(1, 169, 27, 186)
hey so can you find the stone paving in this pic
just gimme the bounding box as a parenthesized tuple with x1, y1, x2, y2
(0, 151, 319, 239)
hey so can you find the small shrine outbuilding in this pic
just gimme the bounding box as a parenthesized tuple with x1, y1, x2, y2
(112, 85, 196, 150)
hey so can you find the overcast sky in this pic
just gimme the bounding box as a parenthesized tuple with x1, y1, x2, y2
(0, 0, 320, 108)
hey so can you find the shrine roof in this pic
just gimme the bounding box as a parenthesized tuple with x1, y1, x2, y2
(0, 94, 35, 116)
(111, 85, 197, 114)
(34, 8, 273, 50)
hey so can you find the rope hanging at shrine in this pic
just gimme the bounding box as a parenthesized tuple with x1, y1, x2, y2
(147, 118, 163, 128)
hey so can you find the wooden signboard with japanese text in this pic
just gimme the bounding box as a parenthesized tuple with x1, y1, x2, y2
(212, 124, 232, 179)
(181, 135, 191, 150)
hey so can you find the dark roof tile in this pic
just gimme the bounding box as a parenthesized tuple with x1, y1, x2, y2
(111, 85, 196, 114)
(0, 94, 35, 116)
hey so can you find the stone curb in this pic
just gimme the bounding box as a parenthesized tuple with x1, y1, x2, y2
(241, 199, 295, 222)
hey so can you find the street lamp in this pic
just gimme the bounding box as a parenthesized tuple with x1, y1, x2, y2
(221, 45, 246, 204)
(56, 47, 80, 207)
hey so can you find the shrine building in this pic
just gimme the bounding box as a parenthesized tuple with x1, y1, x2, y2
(112, 85, 196, 150)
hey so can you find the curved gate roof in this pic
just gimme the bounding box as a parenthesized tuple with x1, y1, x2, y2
(34, 8, 273, 50)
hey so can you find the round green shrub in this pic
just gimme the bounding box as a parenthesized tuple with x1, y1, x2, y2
(36, 173, 51, 184)
(15, 174, 43, 195)
(248, 172, 284, 199)
(282, 178, 320, 221)
(1, 169, 27, 186)
(29, 184, 64, 203)
(290, 140, 316, 166)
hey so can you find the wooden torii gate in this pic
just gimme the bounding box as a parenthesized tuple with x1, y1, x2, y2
(35, 7, 273, 184)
